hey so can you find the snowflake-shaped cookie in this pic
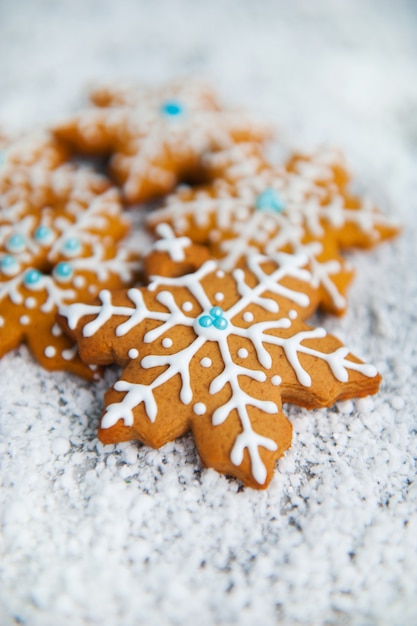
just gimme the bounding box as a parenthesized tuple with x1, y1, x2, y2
(58, 234, 380, 488)
(148, 146, 400, 315)
(53, 81, 272, 203)
(0, 142, 141, 378)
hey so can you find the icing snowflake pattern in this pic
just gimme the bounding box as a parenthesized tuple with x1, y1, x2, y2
(59, 241, 381, 488)
(54, 81, 272, 202)
(0, 146, 141, 378)
(148, 146, 400, 314)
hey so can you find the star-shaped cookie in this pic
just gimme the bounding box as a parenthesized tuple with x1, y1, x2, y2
(58, 233, 381, 488)
(53, 81, 272, 203)
(0, 134, 141, 378)
(147, 145, 400, 315)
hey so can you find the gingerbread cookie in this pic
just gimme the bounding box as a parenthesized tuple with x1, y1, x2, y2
(58, 232, 381, 488)
(0, 137, 141, 378)
(53, 81, 272, 203)
(147, 146, 400, 315)
(0, 131, 70, 172)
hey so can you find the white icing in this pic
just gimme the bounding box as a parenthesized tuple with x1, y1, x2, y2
(153, 223, 191, 262)
(128, 348, 139, 359)
(214, 292, 224, 302)
(62, 81, 269, 201)
(62, 346, 77, 361)
(52, 323, 63, 337)
(193, 402, 206, 415)
(182, 301, 193, 312)
(243, 311, 254, 323)
(148, 147, 398, 312)
(162, 338, 173, 348)
(0, 165, 140, 370)
(60, 252, 378, 485)
(25, 297, 36, 309)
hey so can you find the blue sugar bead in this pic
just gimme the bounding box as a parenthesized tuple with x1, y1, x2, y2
(63, 237, 81, 254)
(34, 225, 53, 243)
(24, 269, 42, 286)
(7, 233, 25, 252)
(213, 316, 228, 330)
(255, 188, 285, 213)
(198, 315, 213, 328)
(2, 254, 16, 268)
(54, 261, 73, 280)
(161, 100, 184, 117)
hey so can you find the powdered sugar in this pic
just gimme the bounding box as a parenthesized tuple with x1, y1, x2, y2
(1, 1, 417, 625)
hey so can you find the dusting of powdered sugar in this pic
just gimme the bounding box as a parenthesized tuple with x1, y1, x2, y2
(1, 2, 417, 626)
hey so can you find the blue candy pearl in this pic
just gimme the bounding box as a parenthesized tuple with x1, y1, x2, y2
(6, 233, 25, 253)
(2, 255, 15, 268)
(24, 269, 42, 286)
(54, 261, 73, 281)
(197, 307, 229, 331)
(213, 316, 228, 330)
(198, 315, 213, 328)
(1, 254, 18, 274)
(161, 100, 184, 117)
(255, 188, 285, 213)
(34, 225, 53, 244)
(62, 237, 81, 255)
(210, 306, 224, 319)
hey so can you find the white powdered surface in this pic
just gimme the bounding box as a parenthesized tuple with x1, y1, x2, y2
(1, 1, 416, 625)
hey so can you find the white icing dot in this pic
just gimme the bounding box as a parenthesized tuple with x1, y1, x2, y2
(238, 348, 249, 359)
(216, 270, 225, 278)
(214, 292, 224, 302)
(193, 403, 206, 415)
(0, 316, 5, 327)
(243, 311, 254, 323)
(200, 357, 212, 368)
(128, 348, 139, 359)
(44, 346, 56, 358)
(289, 309, 298, 319)
(62, 347, 77, 361)
(162, 338, 173, 348)
(271, 375, 282, 386)
(52, 323, 63, 337)
(19, 315, 30, 325)
(73, 275, 86, 289)
(25, 297, 36, 309)
(88, 285, 97, 295)
(182, 301, 193, 312)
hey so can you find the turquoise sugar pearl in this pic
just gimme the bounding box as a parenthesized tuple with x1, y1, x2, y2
(54, 261, 73, 281)
(198, 306, 228, 330)
(160, 100, 184, 117)
(34, 225, 53, 244)
(1, 254, 18, 274)
(255, 188, 285, 213)
(24, 269, 42, 286)
(6, 232, 26, 253)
